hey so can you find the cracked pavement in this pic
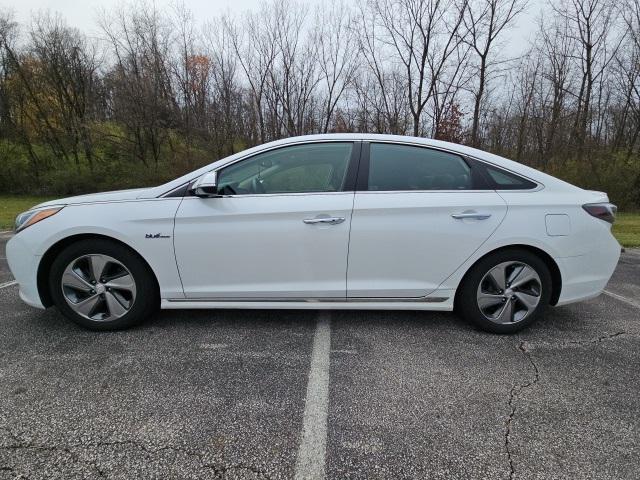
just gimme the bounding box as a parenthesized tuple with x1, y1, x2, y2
(1, 233, 639, 479)
(504, 341, 540, 480)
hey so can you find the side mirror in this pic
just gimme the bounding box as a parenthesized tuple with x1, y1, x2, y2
(190, 171, 220, 198)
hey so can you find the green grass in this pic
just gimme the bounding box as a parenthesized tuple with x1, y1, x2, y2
(1, 194, 639, 248)
(0, 195, 55, 230)
(613, 212, 640, 248)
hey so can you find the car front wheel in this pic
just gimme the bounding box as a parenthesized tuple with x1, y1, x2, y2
(49, 239, 158, 330)
(456, 249, 552, 334)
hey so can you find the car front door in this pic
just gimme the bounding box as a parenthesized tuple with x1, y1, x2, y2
(173, 141, 359, 299)
(347, 142, 508, 298)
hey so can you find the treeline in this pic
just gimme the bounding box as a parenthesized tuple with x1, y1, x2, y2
(0, 0, 639, 207)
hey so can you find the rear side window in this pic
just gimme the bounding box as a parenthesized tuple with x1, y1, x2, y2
(482, 164, 537, 190)
(368, 143, 473, 191)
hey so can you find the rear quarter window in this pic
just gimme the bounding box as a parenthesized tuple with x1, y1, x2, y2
(482, 164, 537, 190)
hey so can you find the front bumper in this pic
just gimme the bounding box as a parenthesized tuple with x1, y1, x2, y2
(6, 234, 46, 309)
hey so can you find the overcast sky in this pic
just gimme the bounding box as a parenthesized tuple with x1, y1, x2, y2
(1, 0, 547, 57)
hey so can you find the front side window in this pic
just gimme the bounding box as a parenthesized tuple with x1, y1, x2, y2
(217, 142, 353, 195)
(368, 143, 473, 191)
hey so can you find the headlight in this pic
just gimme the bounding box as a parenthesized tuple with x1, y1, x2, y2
(15, 207, 64, 233)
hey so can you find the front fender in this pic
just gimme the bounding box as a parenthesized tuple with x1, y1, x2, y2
(21, 199, 185, 300)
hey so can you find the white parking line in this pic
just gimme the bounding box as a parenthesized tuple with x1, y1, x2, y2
(294, 312, 331, 480)
(604, 290, 640, 310)
(0, 280, 17, 289)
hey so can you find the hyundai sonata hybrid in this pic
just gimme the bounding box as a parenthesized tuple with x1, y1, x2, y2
(6, 134, 621, 333)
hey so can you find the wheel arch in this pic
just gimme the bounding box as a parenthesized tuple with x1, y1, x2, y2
(455, 244, 562, 307)
(37, 233, 160, 308)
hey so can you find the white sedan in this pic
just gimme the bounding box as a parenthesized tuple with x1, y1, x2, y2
(6, 134, 621, 333)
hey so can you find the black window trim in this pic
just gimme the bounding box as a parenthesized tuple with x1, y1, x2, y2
(355, 141, 541, 192)
(467, 157, 540, 191)
(343, 141, 363, 191)
(355, 141, 370, 191)
(161, 182, 190, 198)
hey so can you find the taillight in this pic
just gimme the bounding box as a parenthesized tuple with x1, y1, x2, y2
(582, 202, 617, 224)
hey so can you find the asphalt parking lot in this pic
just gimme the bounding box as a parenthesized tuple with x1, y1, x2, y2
(1, 231, 639, 480)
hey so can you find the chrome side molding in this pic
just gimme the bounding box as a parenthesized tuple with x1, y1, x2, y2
(165, 296, 449, 303)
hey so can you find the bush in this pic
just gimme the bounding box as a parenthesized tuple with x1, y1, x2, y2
(546, 152, 640, 209)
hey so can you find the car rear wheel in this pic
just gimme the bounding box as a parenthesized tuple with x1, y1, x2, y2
(456, 249, 552, 333)
(49, 239, 158, 330)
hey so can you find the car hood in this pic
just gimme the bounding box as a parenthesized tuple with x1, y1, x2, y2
(32, 187, 154, 210)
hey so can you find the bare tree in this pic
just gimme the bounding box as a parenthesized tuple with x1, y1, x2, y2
(538, 14, 574, 160)
(204, 17, 241, 156)
(29, 13, 101, 169)
(513, 50, 540, 161)
(312, 0, 359, 132)
(269, 0, 319, 137)
(171, 2, 198, 167)
(223, 5, 278, 143)
(464, 0, 526, 146)
(553, 0, 623, 157)
(352, 2, 409, 133)
(613, 0, 640, 157)
(0, 10, 17, 134)
(99, 1, 176, 167)
(359, 0, 469, 137)
(0, 9, 46, 176)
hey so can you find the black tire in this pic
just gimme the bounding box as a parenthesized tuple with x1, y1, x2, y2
(49, 239, 159, 331)
(455, 248, 552, 334)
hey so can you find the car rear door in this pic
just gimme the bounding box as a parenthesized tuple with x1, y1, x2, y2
(173, 141, 360, 299)
(347, 142, 507, 298)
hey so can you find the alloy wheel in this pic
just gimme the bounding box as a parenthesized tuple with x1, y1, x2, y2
(61, 254, 137, 322)
(476, 261, 542, 324)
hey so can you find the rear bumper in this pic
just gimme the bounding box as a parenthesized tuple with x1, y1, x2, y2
(554, 237, 621, 306)
(6, 234, 45, 309)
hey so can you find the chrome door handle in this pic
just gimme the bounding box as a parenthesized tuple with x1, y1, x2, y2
(303, 217, 345, 225)
(451, 212, 492, 220)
